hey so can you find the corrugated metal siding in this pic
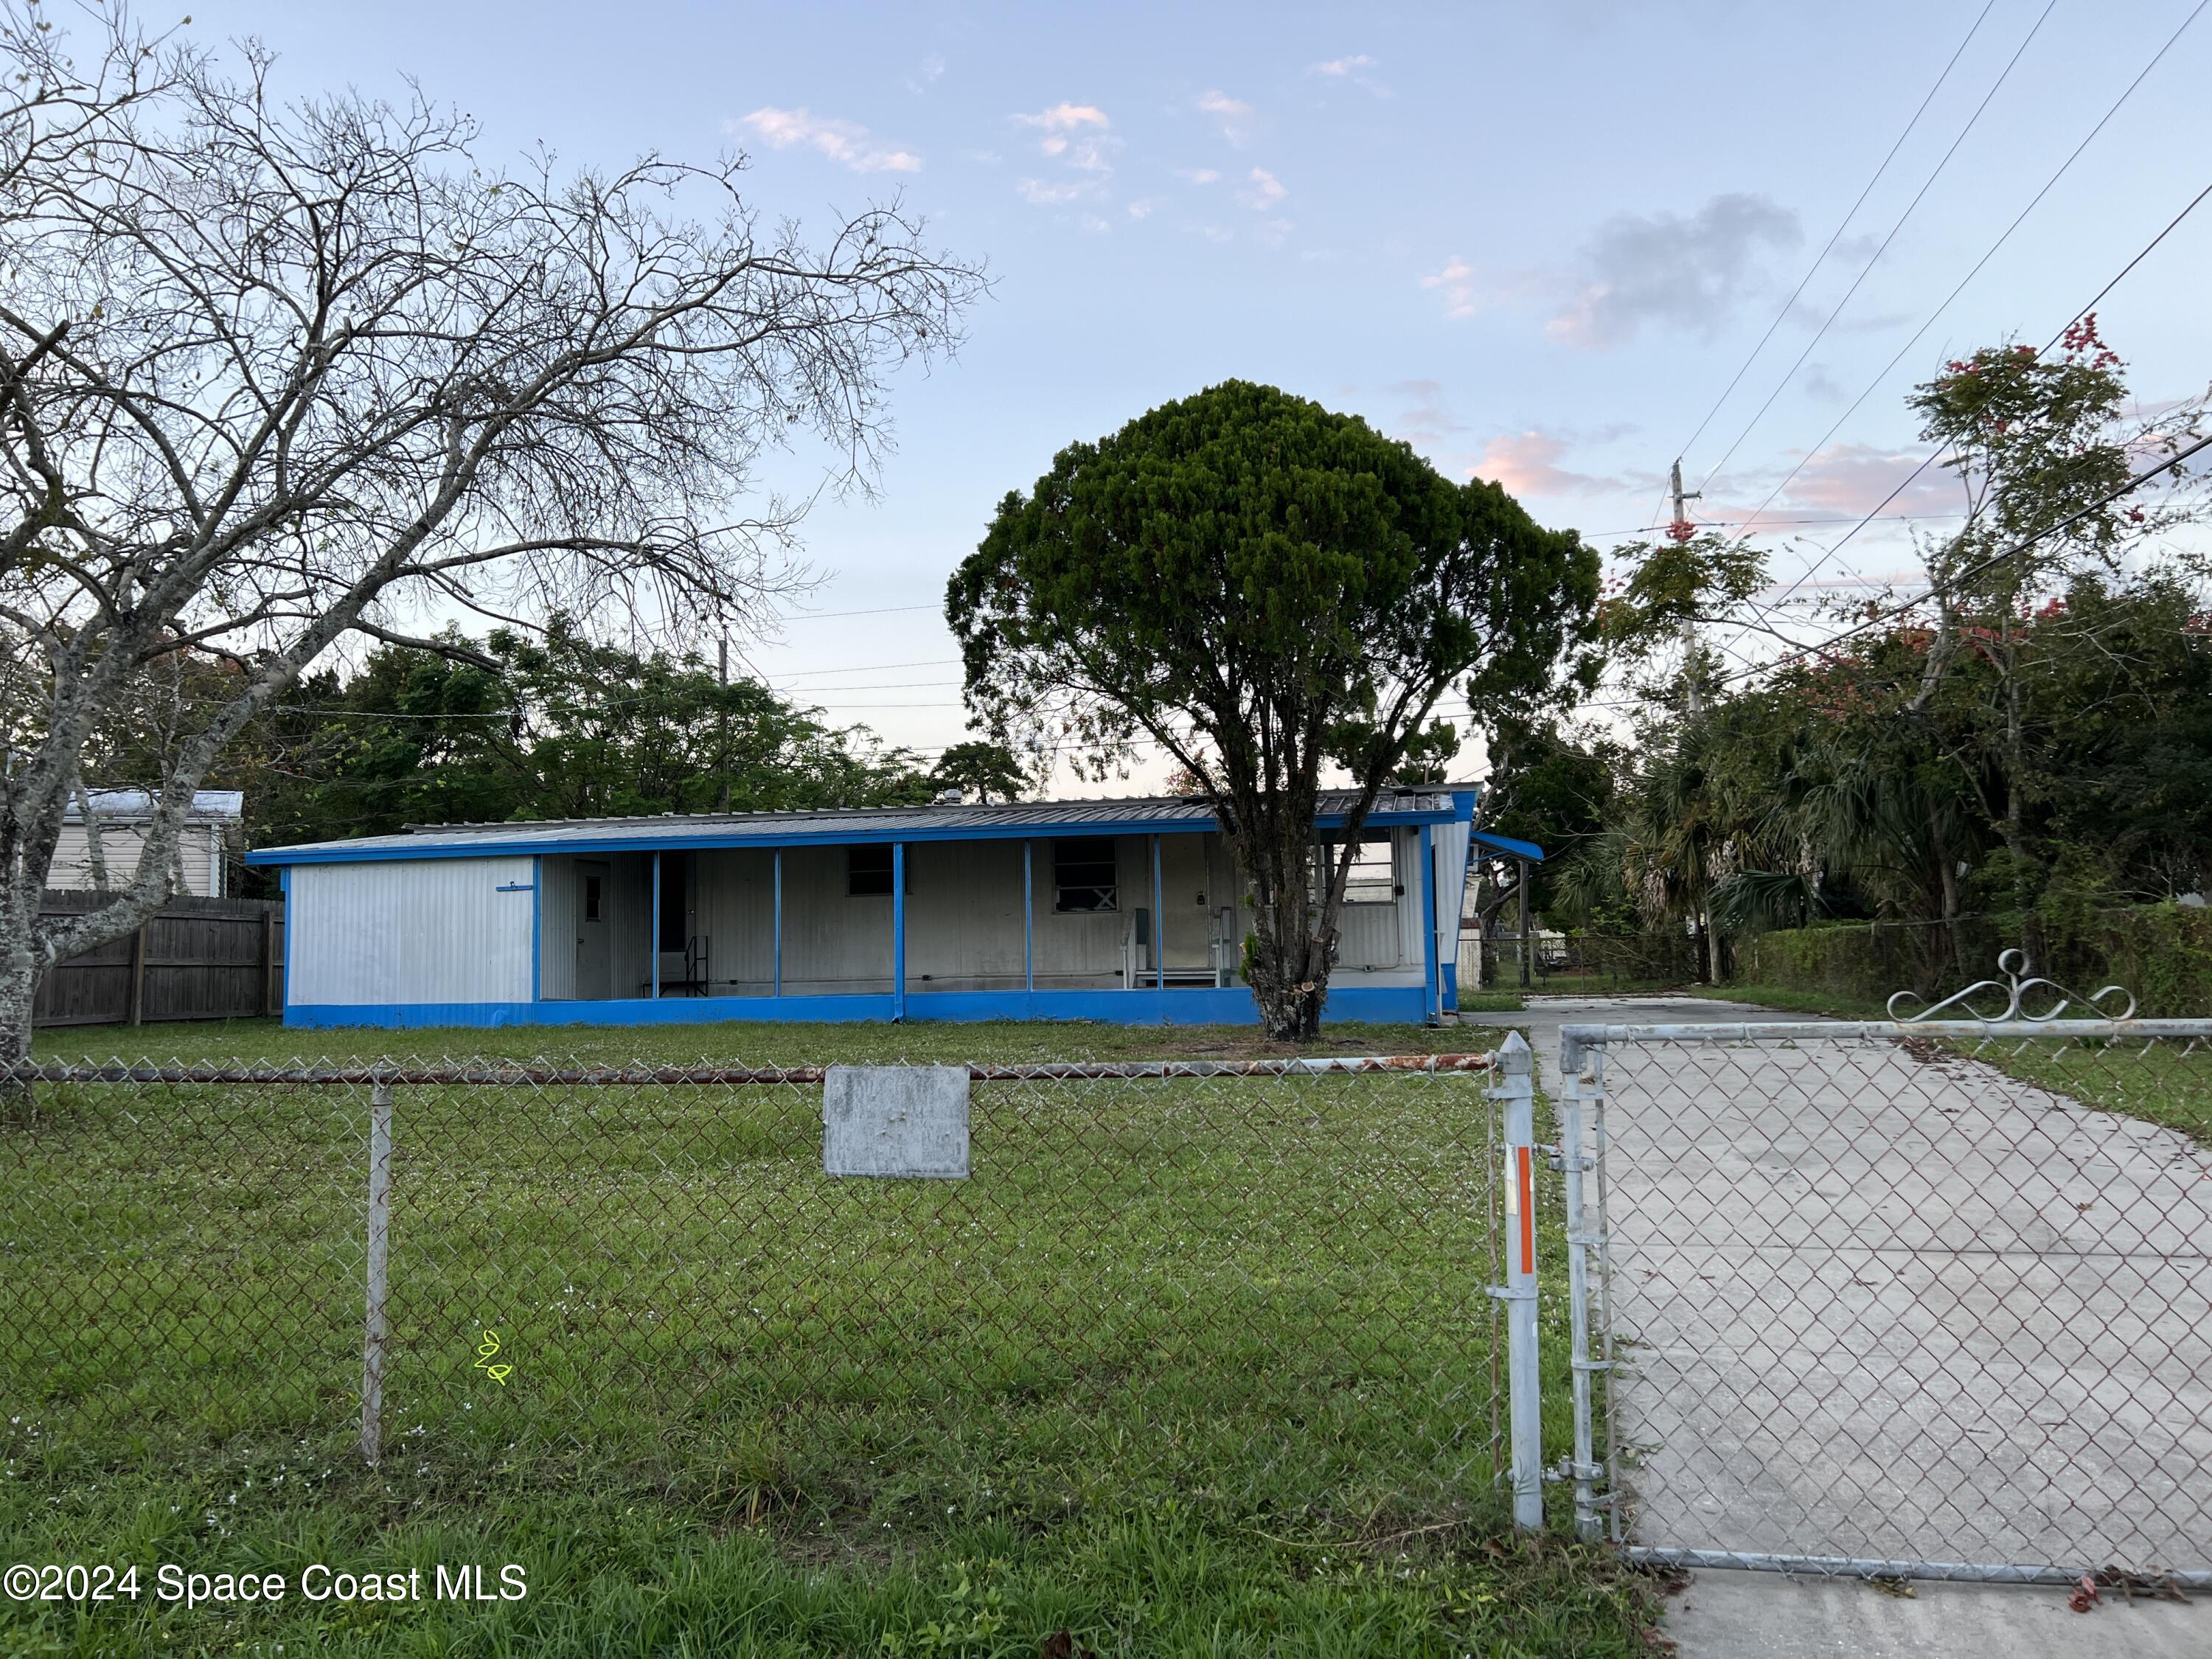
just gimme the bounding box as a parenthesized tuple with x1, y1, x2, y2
(779, 844, 893, 992)
(290, 858, 532, 1006)
(1432, 820, 1470, 986)
(540, 856, 577, 999)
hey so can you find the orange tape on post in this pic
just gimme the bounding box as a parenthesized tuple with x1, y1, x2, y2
(1517, 1144, 1536, 1274)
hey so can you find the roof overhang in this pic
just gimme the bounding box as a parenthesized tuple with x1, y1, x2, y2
(246, 800, 1468, 867)
(1470, 830, 1545, 863)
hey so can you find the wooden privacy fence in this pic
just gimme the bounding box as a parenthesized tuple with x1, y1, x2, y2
(32, 891, 285, 1028)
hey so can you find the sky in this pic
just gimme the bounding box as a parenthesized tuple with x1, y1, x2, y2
(190, 0, 2212, 791)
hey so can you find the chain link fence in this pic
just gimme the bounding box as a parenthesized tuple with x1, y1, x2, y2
(1559, 1019, 2212, 1585)
(2, 1053, 1523, 1533)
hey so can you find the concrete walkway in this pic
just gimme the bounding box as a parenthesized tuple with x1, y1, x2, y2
(1455, 994, 2212, 1657)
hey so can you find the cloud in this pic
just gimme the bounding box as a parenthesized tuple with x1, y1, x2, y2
(1010, 103, 1117, 196)
(1754, 442, 1962, 521)
(905, 52, 946, 94)
(1196, 88, 1256, 144)
(1547, 193, 1800, 348)
(1127, 198, 1161, 220)
(1385, 379, 1464, 451)
(1238, 167, 1287, 209)
(1420, 256, 1531, 320)
(734, 108, 921, 174)
(1307, 53, 1391, 96)
(1467, 431, 1621, 501)
(1015, 178, 1091, 206)
(1175, 166, 1221, 185)
(1012, 102, 1110, 139)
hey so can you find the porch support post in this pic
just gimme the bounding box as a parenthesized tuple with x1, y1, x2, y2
(1023, 840, 1034, 993)
(1518, 856, 1532, 991)
(530, 855, 542, 1003)
(773, 848, 783, 998)
(1421, 824, 1440, 1024)
(891, 841, 906, 1020)
(650, 850, 661, 1001)
(1151, 834, 1164, 990)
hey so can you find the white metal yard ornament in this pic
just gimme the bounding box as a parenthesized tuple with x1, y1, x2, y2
(1885, 948, 2137, 1025)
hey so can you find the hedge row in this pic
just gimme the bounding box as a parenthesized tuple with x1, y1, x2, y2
(1730, 904, 2212, 1018)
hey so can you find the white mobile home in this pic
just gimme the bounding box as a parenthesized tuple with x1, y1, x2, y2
(249, 790, 1538, 1028)
(49, 789, 243, 899)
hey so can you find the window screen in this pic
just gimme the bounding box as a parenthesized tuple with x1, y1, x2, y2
(583, 874, 604, 922)
(1318, 834, 1397, 905)
(847, 844, 908, 897)
(1052, 838, 1119, 913)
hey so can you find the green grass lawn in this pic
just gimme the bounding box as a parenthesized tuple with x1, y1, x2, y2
(1696, 984, 2212, 1147)
(2, 1018, 1655, 1657)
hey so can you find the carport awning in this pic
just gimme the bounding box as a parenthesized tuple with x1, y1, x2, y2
(1470, 830, 1544, 862)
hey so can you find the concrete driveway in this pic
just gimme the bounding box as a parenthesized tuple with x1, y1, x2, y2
(1458, 994, 2212, 1657)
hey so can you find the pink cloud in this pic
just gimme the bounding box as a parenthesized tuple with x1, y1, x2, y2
(734, 108, 921, 173)
(1732, 442, 1964, 526)
(1467, 431, 1618, 500)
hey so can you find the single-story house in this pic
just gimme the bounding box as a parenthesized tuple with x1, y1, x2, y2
(246, 788, 1543, 1029)
(51, 789, 243, 899)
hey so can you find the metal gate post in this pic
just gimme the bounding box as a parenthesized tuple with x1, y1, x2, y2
(1558, 1035, 1609, 1539)
(1489, 1031, 1543, 1530)
(361, 1079, 393, 1467)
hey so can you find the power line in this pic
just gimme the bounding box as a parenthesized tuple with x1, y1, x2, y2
(1714, 428, 2212, 689)
(1728, 0, 2209, 546)
(1695, 0, 2059, 501)
(778, 602, 940, 622)
(1763, 161, 2212, 607)
(1596, 511, 1967, 538)
(1673, 0, 2001, 473)
(776, 656, 960, 678)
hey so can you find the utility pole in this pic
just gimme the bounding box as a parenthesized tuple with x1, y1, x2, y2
(1667, 459, 1703, 717)
(1669, 459, 1710, 983)
(717, 635, 731, 813)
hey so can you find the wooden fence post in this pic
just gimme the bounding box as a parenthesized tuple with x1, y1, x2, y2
(127, 924, 147, 1026)
(260, 908, 276, 1017)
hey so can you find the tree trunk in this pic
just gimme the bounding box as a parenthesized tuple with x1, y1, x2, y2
(0, 948, 36, 1079)
(2000, 627, 2041, 968)
(1935, 830, 1966, 980)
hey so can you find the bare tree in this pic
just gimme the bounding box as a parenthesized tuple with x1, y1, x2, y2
(0, 1, 984, 1058)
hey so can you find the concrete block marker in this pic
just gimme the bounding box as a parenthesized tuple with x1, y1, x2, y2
(823, 1065, 970, 1178)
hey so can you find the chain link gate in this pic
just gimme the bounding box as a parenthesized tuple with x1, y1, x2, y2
(1555, 994, 2212, 1588)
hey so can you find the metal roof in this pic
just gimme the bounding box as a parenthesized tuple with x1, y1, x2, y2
(247, 787, 1485, 866)
(1470, 830, 1545, 863)
(66, 789, 243, 824)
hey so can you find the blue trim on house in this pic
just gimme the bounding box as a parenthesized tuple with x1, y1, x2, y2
(891, 842, 906, 1023)
(279, 981, 1434, 1030)
(279, 867, 293, 1015)
(1420, 824, 1439, 1023)
(245, 807, 1464, 867)
(1150, 833, 1164, 990)
(1470, 829, 1545, 863)
(530, 855, 542, 1004)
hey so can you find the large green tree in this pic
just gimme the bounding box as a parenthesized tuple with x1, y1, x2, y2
(947, 380, 1597, 1039)
(86, 622, 945, 886)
